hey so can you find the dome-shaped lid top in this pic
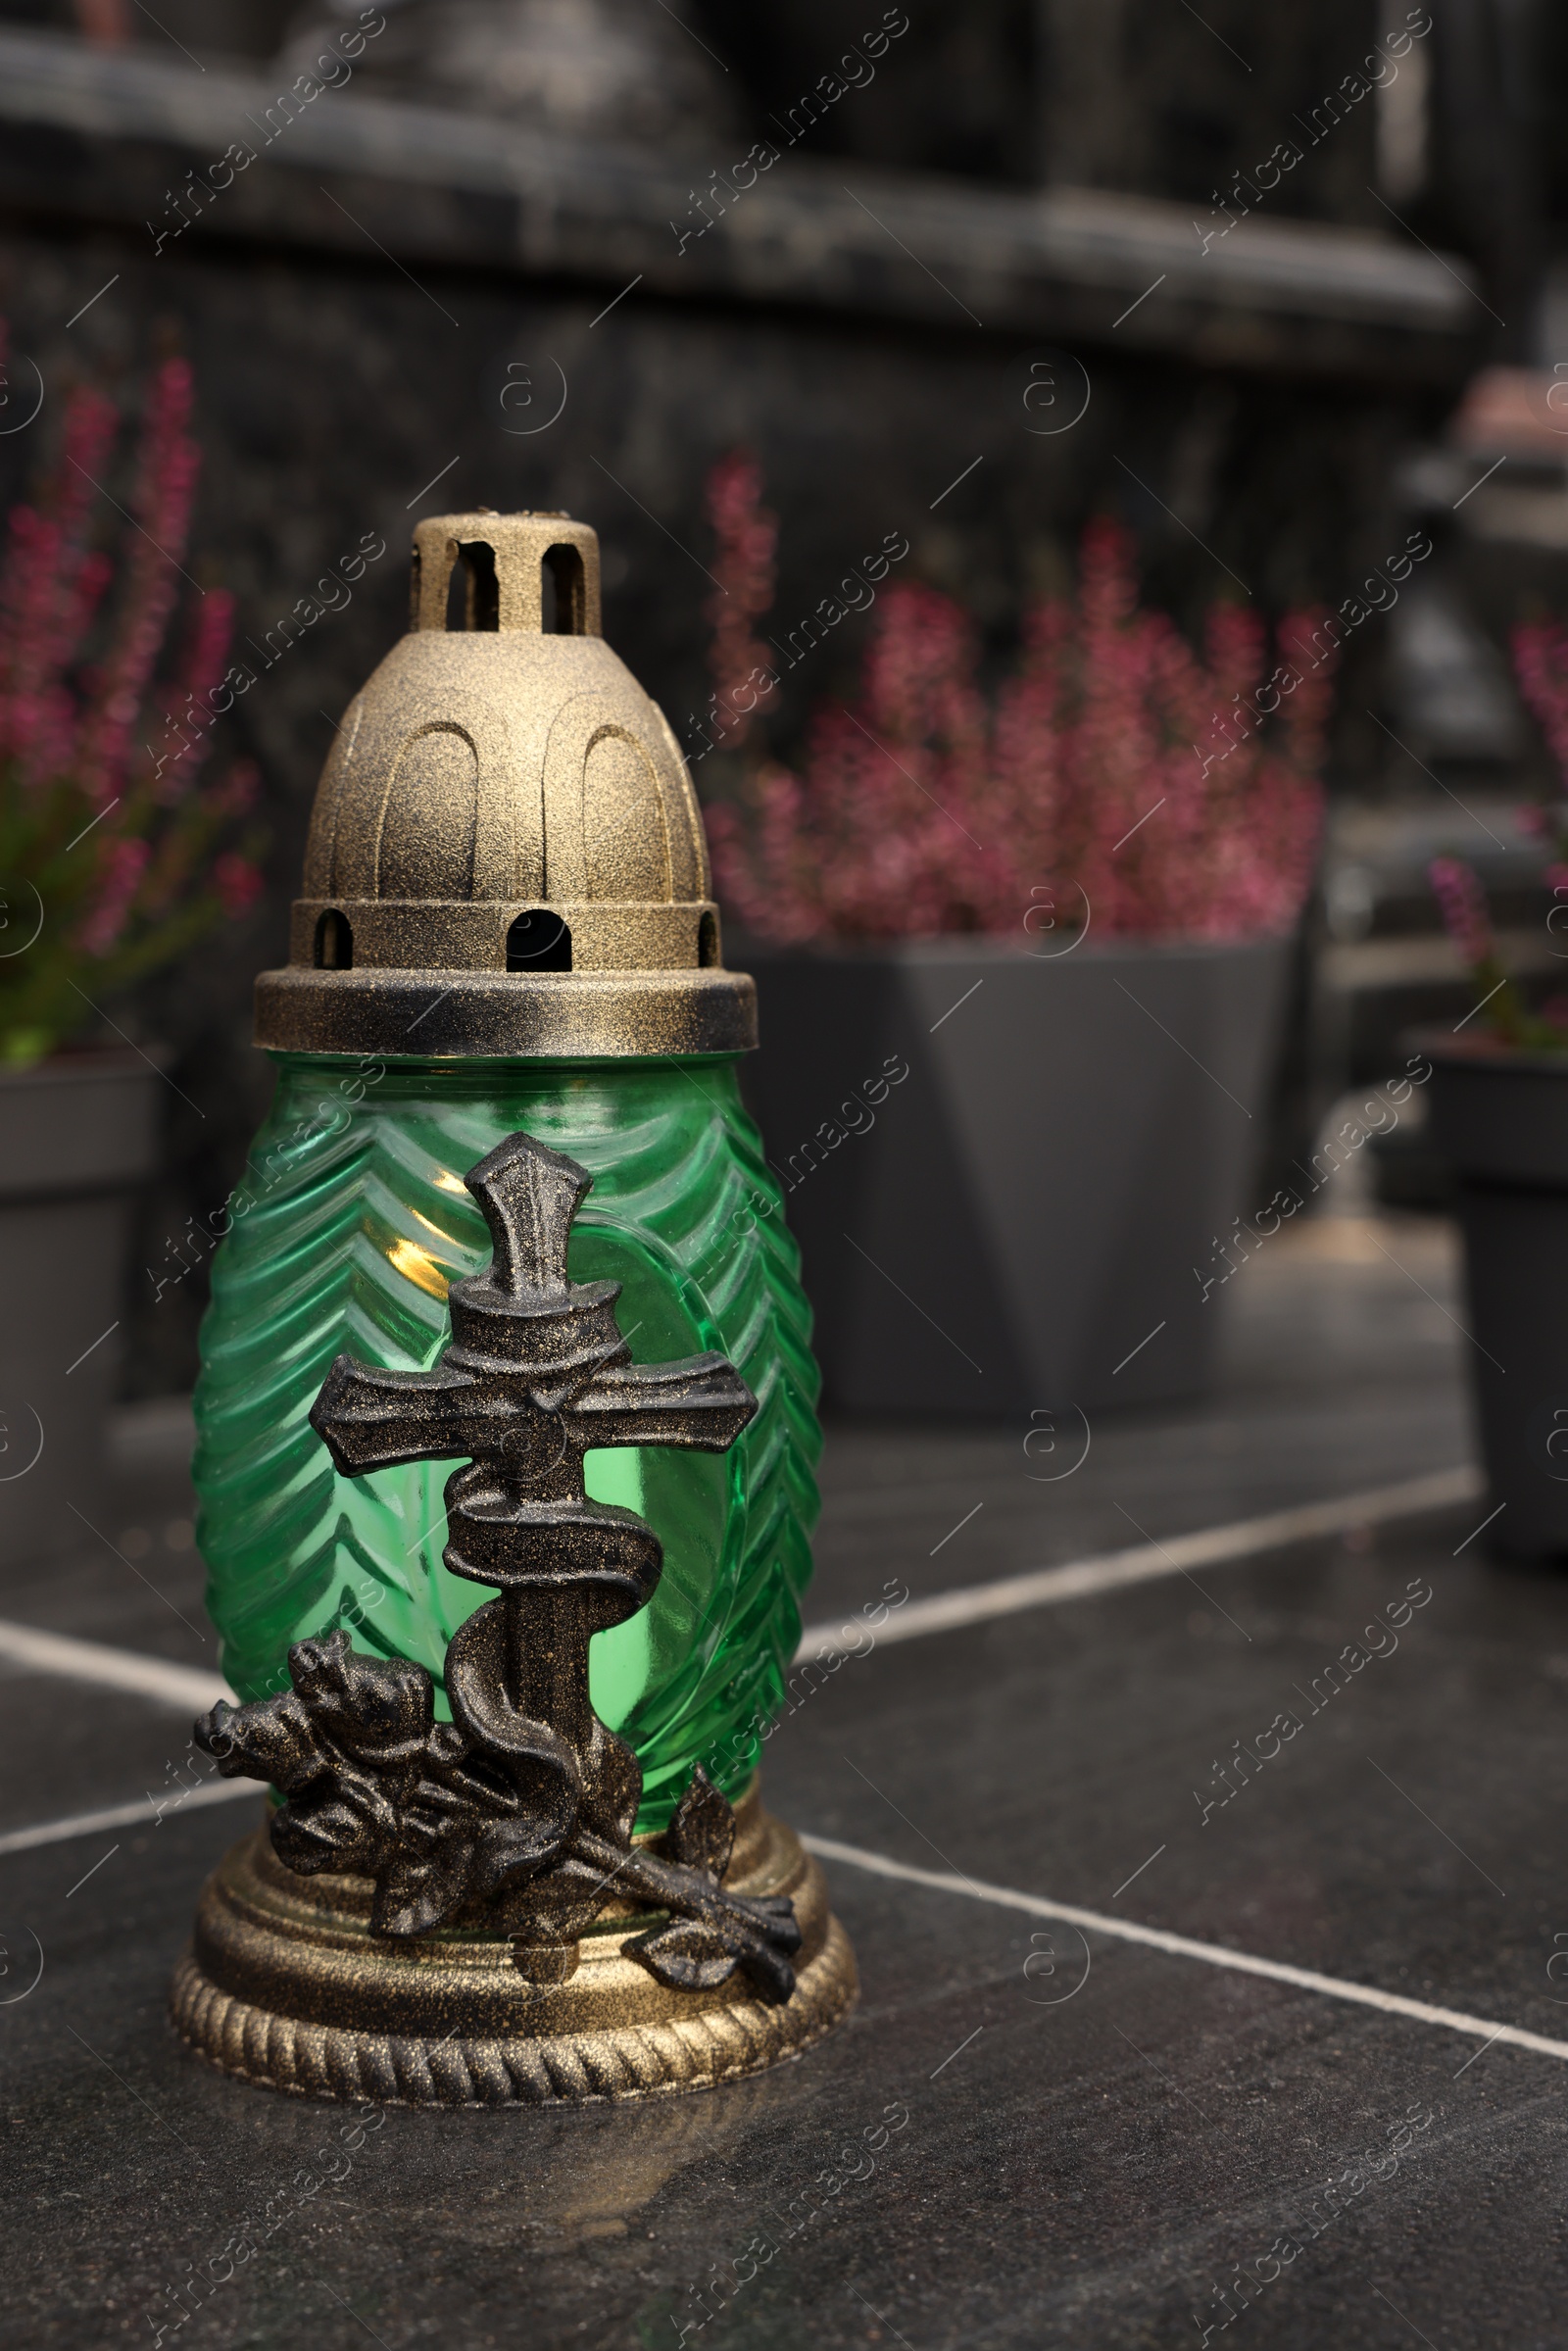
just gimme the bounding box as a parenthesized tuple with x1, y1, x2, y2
(255, 511, 754, 1059)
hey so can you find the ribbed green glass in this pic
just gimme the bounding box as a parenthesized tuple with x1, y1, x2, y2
(191, 1054, 821, 1831)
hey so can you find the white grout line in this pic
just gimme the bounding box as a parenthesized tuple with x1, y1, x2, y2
(0, 1468, 1483, 1862)
(793, 1465, 1481, 1659)
(0, 1619, 228, 1710)
(803, 1834, 1568, 2066)
(0, 1779, 259, 1859)
(0, 1472, 1475, 1706)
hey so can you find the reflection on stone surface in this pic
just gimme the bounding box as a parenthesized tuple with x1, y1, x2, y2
(437, 2071, 779, 2248)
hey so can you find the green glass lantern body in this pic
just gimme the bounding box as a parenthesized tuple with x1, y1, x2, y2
(192, 1051, 820, 1832)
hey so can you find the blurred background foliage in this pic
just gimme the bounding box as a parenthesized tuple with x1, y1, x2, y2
(0, 0, 1564, 1385)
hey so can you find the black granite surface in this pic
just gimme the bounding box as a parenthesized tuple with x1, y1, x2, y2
(6, 1497, 1568, 2350)
(9, 1211, 1559, 2351)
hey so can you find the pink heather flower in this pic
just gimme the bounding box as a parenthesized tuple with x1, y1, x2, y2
(78, 358, 202, 802)
(75, 835, 150, 956)
(146, 588, 236, 800)
(213, 851, 264, 915)
(75, 1, 131, 44)
(1428, 856, 1494, 969)
(1514, 620, 1568, 785)
(706, 486, 1335, 947)
(703, 451, 779, 752)
(0, 385, 117, 784)
(211, 759, 260, 819)
(1, 318, 264, 1012)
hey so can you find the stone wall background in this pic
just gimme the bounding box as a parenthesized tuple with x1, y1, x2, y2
(0, 0, 1537, 1392)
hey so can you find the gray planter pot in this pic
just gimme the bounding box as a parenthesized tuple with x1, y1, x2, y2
(0, 1053, 162, 1570)
(743, 935, 1293, 1418)
(1426, 1038, 1568, 1560)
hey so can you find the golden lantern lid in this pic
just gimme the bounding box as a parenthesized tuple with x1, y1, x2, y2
(254, 511, 755, 1058)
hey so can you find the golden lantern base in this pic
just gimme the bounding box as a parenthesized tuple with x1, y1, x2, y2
(170, 1787, 856, 2106)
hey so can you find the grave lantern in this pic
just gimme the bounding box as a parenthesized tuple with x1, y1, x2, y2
(173, 511, 855, 2102)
